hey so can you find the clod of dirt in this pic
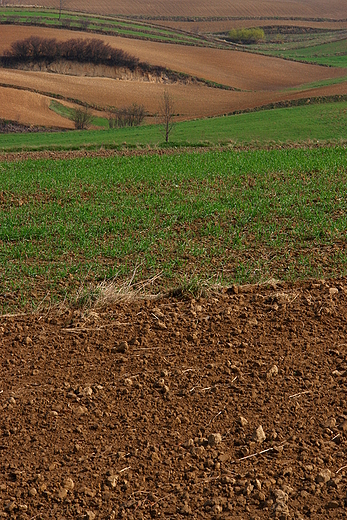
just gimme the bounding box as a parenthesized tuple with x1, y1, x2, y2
(267, 365, 279, 378)
(116, 341, 129, 353)
(240, 416, 248, 427)
(63, 477, 75, 491)
(329, 287, 339, 296)
(253, 425, 266, 443)
(208, 433, 222, 446)
(316, 468, 331, 484)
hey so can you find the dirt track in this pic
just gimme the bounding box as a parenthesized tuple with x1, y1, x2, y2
(1, 277, 347, 519)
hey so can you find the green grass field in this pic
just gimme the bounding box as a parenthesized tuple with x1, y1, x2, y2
(0, 7, 205, 46)
(1, 100, 347, 152)
(255, 36, 347, 68)
(270, 38, 347, 68)
(1, 147, 346, 312)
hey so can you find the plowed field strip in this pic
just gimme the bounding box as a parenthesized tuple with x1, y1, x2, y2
(3, 0, 347, 18)
(0, 86, 74, 128)
(1, 68, 347, 125)
(0, 26, 346, 92)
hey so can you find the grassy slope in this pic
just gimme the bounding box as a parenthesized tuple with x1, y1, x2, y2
(1, 101, 347, 152)
(271, 39, 347, 68)
(0, 147, 346, 312)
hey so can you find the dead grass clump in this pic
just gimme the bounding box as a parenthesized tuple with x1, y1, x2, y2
(74, 272, 162, 309)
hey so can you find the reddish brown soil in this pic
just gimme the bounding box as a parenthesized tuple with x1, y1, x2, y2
(3, 0, 347, 19)
(1, 277, 347, 519)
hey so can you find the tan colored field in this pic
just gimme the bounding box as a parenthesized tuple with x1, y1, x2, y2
(0, 26, 345, 92)
(0, 85, 74, 127)
(3, 0, 347, 19)
(1, 66, 347, 129)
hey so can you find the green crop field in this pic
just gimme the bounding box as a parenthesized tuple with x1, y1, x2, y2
(0, 147, 346, 312)
(254, 35, 347, 68)
(0, 7, 205, 46)
(1, 100, 347, 153)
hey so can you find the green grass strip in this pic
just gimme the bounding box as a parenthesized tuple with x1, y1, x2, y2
(1, 101, 347, 152)
(0, 147, 347, 312)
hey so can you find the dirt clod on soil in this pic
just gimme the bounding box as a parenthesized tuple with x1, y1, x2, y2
(1, 277, 347, 519)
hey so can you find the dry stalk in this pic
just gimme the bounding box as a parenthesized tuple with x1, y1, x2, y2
(289, 390, 311, 399)
(230, 441, 287, 464)
(336, 464, 347, 474)
(75, 270, 162, 310)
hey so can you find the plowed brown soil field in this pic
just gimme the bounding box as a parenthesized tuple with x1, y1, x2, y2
(0, 27, 346, 91)
(1, 277, 347, 519)
(1, 25, 347, 126)
(2, 70, 347, 128)
(3, 0, 347, 19)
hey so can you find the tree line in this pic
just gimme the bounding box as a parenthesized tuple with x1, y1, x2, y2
(0, 36, 140, 70)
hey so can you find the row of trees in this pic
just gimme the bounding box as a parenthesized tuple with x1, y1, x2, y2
(1, 36, 140, 70)
(108, 104, 145, 129)
(72, 92, 175, 142)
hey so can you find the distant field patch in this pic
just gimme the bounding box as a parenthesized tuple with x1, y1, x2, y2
(271, 38, 347, 68)
(2, 0, 347, 19)
(0, 8, 205, 46)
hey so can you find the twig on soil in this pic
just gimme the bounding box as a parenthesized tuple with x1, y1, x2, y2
(0, 312, 27, 319)
(119, 466, 131, 473)
(289, 391, 311, 398)
(336, 464, 347, 474)
(230, 441, 287, 464)
(61, 327, 106, 332)
(331, 433, 340, 441)
(134, 346, 162, 351)
(289, 293, 300, 304)
(206, 410, 223, 427)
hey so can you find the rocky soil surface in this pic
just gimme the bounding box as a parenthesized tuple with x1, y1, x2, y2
(1, 277, 347, 519)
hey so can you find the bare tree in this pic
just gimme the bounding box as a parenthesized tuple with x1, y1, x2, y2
(59, 0, 64, 20)
(71, 106, 93, 130)
(159, 90, 175, 143)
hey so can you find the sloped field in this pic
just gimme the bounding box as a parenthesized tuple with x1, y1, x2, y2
(3, 0, 347, 19)
(0, 26, 346, 91)
(0, 86, 74, 128)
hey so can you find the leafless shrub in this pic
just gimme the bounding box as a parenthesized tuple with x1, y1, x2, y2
(159, 90, 175, 143)
(71, 106, 93, 130)
(108, 104, 146, 128)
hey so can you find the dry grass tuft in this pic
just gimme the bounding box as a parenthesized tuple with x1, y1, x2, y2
(74, 271, 162, 309)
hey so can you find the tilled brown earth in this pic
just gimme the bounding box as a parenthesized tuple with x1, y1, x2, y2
(1, 278, 347, 520)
